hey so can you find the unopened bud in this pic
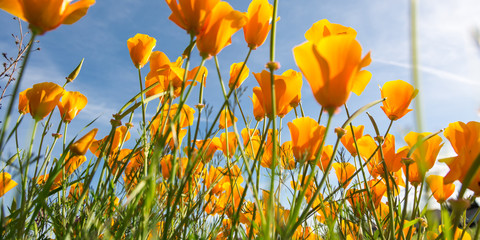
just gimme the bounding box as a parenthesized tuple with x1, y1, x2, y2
(335, 127, 346, 138)
(66, 58, 84, 82)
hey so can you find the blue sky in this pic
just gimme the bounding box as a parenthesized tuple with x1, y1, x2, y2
(1, 0, 480, 206)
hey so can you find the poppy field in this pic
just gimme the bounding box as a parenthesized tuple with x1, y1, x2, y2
(1, 0, 480, 239)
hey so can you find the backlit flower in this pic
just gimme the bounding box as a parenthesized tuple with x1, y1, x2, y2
(293, 35, 371, 111)
(70, 128, 98, 155)
(288, 117, 326, 163)
(194, 138, 222, 163)
(219, 107, 237, 129)
(357, 134, 405, 178)
(57, 91, 87, 123)
(228, 62, 249, 89)
(0, 172, 17, 197)
(252, 69, 302, 119)
(403, 132, 443, 186)
(0, 0, 95, 35)
(145, 51, 203, 98)
(90, 126, 131, 157)
(26, 82, 64, 121)
(243, 0, 273, 49)
(304, 19, 357, 44)
(332, 162, 355, 188)
(196, 2, 247, 58)
(68, 182, 85, 200)
(341, 125, 364, 157)
(220, 132, 238, 158)
(18, 88, 30, 114)
(442, 121, 480, 194)
(426, 175, 454, 203)
(165, 0, 220, 35)
(127, 33, 156, 69)
(380, 80, 418, 120)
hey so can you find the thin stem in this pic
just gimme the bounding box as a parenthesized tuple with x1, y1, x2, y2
(0, 32, 36, 154)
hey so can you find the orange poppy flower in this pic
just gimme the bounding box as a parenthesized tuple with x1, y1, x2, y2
(57, 91, 87, 123)
(252, 69, 302, 119)
(127, 33, 156, 69)
(280, 141, 296, 170)
(380, 80, 418, 120)
(145, 52, 204, 99)
(288, 117, 326, 163)
(25, 82, 64, 121)
(90, 126, 131, 157)
(402, 132, 443, 186)
(228, 62, 249, 89)
(203, 165, 226, 196)
(0, 172, 17, 197)
(293, 35, 371, 111)
(196, 2, 247, 58)
(150, 104, 195, 138)
(341, 125, 364, 157)
(165, 0, 220, 35)
(304, 19, 357, 44)
(426, 175, 455, 203)
(40, 154, 87, 190)
(241, 129, 261, 159)
(18, 88, 30, 114)
(108, 149, 133, 175)
(357, 134, 405, 178)
(219, 107, 237, 129)
(332, 162, 355, 188)
(68, 182, 85, 200)
(220, 132, 238, 158)
(317, 144, 333, 171)
(70, 128, 98, 156)
(124, 157, 143, 191)
(194, 138, 222, 163)
(442, 121, 480, 194)
(243, 0, 273, 50)
(0, 0, 95, 35)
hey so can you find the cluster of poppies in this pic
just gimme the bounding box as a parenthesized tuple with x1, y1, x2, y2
(1, 0, 480, 239)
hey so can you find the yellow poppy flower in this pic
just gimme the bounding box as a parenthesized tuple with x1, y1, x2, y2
(196, 2, 247, 58)
(243, 0, 273, 50)
(293, 35, 371, 111)
(0, 172, 17, 197)
(127, 33, 156, 69)
(380, 80, 418, 120)
(26, 82, 64, 121)
(0, 0, 95, 35)
(57, 91, 87, 123)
